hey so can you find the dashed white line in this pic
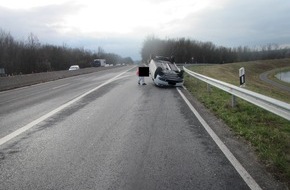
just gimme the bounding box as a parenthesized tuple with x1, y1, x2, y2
(176, 87, 262, 190)
(52, 83, 70, 90)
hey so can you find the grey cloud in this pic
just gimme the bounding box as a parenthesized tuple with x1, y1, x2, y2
(203, 0, 290, 46)
(0, 3, 142, 59)
(155, 0, 290, 47)
(0, 2, 82, 40)
(1, 0, 290, 60)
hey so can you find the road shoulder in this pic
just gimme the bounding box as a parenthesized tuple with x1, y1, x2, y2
(179, 87, 288, 190)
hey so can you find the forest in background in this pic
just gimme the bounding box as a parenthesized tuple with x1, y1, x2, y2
(2, 28, 290, 75)
(141, 36, 290, 64)
(0, 29, 133, 75)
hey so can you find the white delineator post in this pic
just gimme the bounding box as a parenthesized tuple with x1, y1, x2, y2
(232, 67, 246, 107)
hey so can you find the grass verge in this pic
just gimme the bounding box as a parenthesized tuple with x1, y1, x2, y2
(184, 59, 290, 187)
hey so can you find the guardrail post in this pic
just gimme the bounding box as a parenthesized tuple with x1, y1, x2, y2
(231, 95, 237, 107)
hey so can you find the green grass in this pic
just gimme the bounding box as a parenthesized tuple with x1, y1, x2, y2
(184, 58, 290, 186)
(188, 59, 290, 103)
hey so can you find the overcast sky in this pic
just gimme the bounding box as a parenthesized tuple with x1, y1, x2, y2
(0, 0, 289, 60)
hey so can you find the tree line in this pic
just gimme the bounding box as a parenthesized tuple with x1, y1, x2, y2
(0, 29, 133, 75)
(141, 36, 290, 64)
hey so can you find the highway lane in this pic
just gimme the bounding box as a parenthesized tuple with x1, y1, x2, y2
(0, 67, 284, 189)
(0, 66, 133, 139)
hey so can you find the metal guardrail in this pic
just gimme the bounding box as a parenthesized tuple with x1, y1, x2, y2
(183, 67, 290, 121)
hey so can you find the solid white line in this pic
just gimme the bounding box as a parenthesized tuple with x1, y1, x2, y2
(0, 69, 131, 147)
(176, 88, 262, 190)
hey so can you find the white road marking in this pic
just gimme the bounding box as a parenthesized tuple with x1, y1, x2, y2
(176, 88, 262, 190)
(0, 68, 132, 147)
(52, 83, 70, 90)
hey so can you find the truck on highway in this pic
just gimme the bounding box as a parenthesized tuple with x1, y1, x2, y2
(91, 59, 106, 67)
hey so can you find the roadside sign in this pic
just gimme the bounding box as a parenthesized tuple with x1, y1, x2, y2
(239, 67, 245, 86)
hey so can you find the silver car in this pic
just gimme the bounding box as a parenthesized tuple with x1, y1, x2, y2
(149, 56, 184, 87)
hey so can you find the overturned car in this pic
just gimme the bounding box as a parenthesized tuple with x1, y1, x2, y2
(149, 56, 184, 87)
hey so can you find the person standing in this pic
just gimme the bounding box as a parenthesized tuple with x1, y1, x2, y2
(137, 67, 146, 85)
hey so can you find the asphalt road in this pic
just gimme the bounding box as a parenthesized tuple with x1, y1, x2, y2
(0, 66, 286, 189)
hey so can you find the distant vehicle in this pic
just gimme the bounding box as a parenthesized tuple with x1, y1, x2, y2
(68, 65, 80, 71)
(91, 59, 106, 67)
(149, 56, 184, 87)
